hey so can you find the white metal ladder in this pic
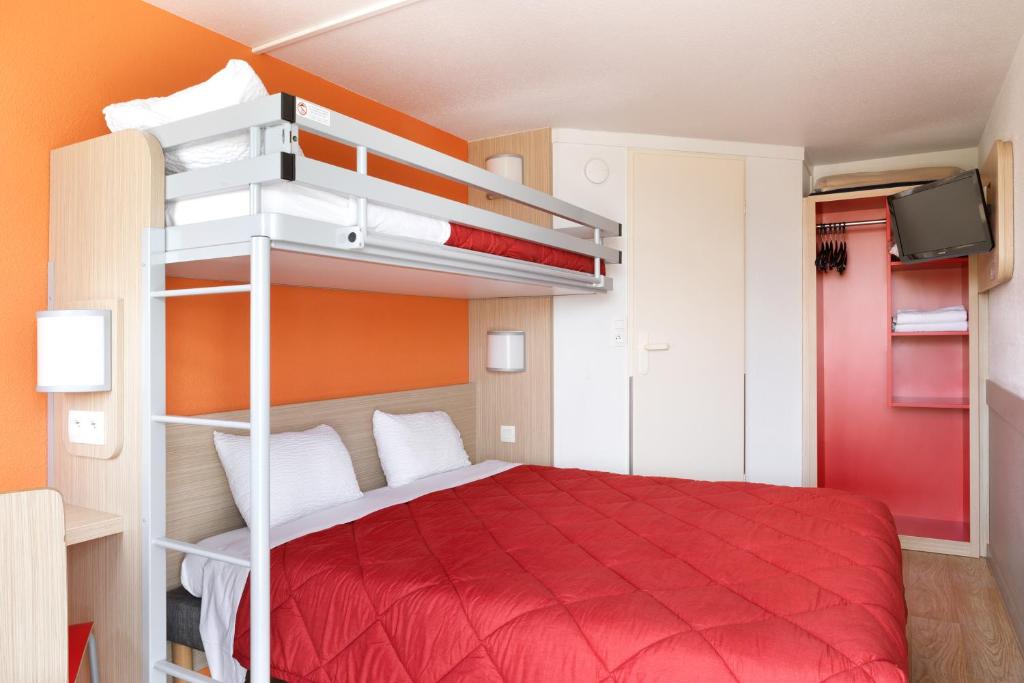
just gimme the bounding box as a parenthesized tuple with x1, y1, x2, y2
(142, 127, 273, 682)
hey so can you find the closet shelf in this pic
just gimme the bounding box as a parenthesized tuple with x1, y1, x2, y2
(890, 396, 969, 410)
(891, 331, 968, 337)
(890, 257, 967, 271)
(894, 515, 970, 542)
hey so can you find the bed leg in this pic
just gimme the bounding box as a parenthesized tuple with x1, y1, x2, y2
(170, 643, 193, 682)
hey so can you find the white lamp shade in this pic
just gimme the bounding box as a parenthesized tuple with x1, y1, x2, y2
(36, 310, 111, 392)
(486, 330, 525, 372)
(485, 154, 524, 184)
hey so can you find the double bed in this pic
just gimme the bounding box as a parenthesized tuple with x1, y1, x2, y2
(134, 68, 904, 681)
(178, 457, 908, 682)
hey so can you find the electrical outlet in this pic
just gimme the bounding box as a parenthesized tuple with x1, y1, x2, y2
(500, 425, 516, 443)
(68, 410, 105, 446)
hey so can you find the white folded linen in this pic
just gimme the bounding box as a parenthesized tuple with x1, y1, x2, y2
(165, 185, 452, 244)
(893, 321, 968, 333)
(893, 305, 967, 325)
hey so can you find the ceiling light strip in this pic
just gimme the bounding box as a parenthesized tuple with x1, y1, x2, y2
(252, 0, 426, 54)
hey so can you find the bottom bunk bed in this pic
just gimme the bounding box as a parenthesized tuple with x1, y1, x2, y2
(167, 390, 908, 683)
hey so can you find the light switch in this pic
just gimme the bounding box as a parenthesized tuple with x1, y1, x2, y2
(68, 410, 105, 446)
(500, 425, 516, 443)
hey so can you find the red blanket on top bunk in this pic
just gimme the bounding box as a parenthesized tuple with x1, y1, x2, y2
(233, 466, 907, 682)
(447, 223, 606, 275)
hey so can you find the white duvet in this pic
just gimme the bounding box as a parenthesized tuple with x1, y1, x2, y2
(181, 460, 519, 683)
(166, 184, 453, 245)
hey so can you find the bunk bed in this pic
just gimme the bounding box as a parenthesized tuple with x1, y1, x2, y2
(149, 93, 618, 298)
(142, 92, 622, 683)
(130, 92, 909, 683)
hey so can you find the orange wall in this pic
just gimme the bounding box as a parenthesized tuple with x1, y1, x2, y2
(166, 282, 467, 415)
(0, 1, 469, 491)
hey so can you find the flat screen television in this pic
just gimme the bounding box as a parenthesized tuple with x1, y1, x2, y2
(887, 170, 993, 263)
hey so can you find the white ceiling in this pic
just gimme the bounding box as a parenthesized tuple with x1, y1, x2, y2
(147, 0, 1024, 163)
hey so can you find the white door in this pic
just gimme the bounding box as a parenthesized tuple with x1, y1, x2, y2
(628, 150, 745, 480)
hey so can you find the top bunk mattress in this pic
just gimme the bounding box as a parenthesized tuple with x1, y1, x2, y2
(167, 184, 602, 275)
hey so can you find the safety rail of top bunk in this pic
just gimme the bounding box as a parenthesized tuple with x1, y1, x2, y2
(149, 92, 621, 264)
(160, 214, 612, 294)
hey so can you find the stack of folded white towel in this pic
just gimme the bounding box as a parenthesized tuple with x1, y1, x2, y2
(892, 305, 967, 332)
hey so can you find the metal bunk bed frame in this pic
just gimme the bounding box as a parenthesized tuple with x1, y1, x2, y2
(141, 92, 621, 682)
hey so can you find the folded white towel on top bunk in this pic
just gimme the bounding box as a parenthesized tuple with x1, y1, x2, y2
(893, 305, 967, 325)
(893, 321, 968, 333)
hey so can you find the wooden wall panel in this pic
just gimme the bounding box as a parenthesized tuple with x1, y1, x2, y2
(0, 489, 67, 682)
(164, 383, 475, 588)
(50, 131, 165, 683)
(468, 129, 553, 229)
(978, 140, 1014, 293)
(469, 298, 552, 464)
(468, 130, 553, 466)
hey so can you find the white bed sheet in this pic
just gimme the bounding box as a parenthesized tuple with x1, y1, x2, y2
(181, 459, 519, 683)
(166, 183, 452, 245)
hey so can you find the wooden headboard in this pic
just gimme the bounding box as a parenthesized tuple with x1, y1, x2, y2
(165, 383, 476, 588)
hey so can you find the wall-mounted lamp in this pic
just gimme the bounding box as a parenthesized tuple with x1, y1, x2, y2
(486, 330, 525, 373)
(36, 310, 112, 392)
(485, 153, 524, 199)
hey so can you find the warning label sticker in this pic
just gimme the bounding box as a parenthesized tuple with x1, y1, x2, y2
(296, 99, 330, 126)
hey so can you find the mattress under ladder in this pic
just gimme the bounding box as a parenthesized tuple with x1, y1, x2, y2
(143, 232, 274, 680)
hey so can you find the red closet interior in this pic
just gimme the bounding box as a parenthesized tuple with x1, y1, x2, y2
(817, 196, 970, 542)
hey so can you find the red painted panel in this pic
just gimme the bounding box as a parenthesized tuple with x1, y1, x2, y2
(891, 336, 968, 403)
(817, 198, 968, 542)
(891, 264, 967, 313)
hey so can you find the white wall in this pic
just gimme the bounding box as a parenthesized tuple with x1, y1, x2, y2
(976, 30, 1024, 643)
(811, 147, 978, 191)
(552, 129, 805, 484)
(980, 33, 1024, 397)
(551, 142, 629, 473)
(745, 157, 805, 485)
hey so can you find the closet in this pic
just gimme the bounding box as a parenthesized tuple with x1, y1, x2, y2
(808, 188, 978, 553)
(628, 150, 746, 480)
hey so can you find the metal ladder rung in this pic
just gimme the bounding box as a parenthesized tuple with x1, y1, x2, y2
(152, 415, 250, 430)
(152, 537, 251, 568)
(154, 659, 223, 682)
(151, 284, 251, 298)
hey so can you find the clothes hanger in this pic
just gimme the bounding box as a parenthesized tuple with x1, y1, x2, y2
(815, 224, 825, 272)
(823, 227, 831, 274)
(837, 222, 848, 274)
(829, 223, 840, 272)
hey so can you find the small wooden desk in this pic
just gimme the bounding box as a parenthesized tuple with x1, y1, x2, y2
(63, 503, 122, 546)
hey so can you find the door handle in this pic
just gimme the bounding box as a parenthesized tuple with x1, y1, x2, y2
(638, 332, 670, 375)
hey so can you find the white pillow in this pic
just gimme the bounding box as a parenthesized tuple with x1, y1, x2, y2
(213, 424, 362, 528)
(103, 59, 268, 173)
(372, 410, 471, 487)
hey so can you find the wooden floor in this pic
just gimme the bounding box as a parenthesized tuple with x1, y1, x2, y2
(904, 550, 1024, 682)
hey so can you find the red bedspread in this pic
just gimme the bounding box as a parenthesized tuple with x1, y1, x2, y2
(446, 223, 605, 275)
(234, 466, 908, 682)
